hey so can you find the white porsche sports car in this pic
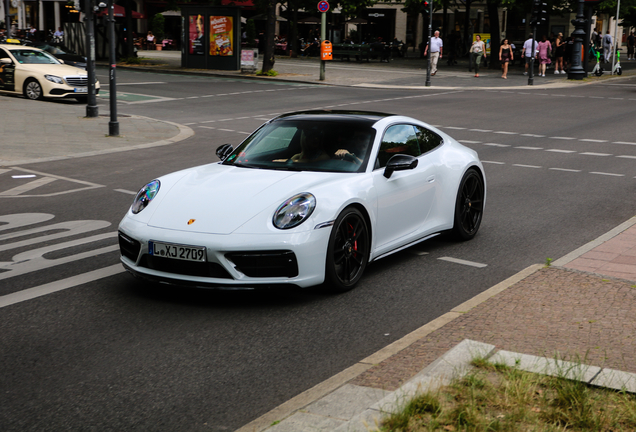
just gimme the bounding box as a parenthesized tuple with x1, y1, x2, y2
(118, 111, 485, 292)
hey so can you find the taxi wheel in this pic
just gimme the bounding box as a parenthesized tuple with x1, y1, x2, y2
(24, 79, 43, 100)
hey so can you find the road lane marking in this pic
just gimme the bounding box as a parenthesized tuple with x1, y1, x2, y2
(590, 172, 624, 177)
(0, 167, 103, 198)
(482, 161, 505, 164)
(550, 168, 581, 172)
(546, 149, 577, 153)
(483, 143, 510, 147)
(513, 164, 542, 168)
(580, 139, 608, 143)
(549, 137, 576, 140)
(617, 155, 636, 159)
(0, 265, 124, 309)
(0, 220, 111, 252)
(580, 152, 612, 156)
(613, 141, 636, 145)
(520, 134, 545, 137)
(114, 189, 137, 195)
(0, 177, 56, 196)
(438, 257, 487, 268)
(515, 146, 543, 150)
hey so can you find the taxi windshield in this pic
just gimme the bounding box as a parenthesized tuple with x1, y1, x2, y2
(12, 49, 61, 64)
(222, 119, 376, 173)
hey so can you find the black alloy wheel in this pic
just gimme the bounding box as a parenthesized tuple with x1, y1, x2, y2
(452, 168, 484, 241)
(24, 79, 43, 100)
(325, 207, 370, 292)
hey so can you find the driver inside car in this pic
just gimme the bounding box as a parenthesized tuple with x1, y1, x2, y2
(333, 131, 370, 165)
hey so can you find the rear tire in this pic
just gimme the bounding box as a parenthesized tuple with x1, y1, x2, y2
(23, 79, 43, 100)
(324, 207, 370, 292)
(451, 168, 484, 241)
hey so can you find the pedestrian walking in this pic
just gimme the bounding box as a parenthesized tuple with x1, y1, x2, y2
(554, 33, 566, 74)
(537, 35, 552, 77)
(521, 33, 537, 75)
(423, 31, 443, 76)
(603, 30, 613, 63)
(499, 38, 513, 79)
(470, 35, 487, 77)
(627, 31, 635, 60)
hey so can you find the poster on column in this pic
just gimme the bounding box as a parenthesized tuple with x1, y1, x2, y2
(189, 14, 204, 55)
(210, 16, 234, 56)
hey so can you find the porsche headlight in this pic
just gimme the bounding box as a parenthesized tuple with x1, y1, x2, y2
(131, 180, 160, 214)
(45, 74, 64, 84)
(273, 193, 316, 230)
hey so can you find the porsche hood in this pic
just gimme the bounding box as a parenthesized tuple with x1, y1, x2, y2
(146, 165, 338, 234)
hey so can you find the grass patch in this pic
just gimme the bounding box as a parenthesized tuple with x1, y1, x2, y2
(256, 69, 279, 77)
(380, 359, 636, 431)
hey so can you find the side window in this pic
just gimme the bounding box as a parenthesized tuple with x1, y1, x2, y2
(0, 48, 10, 60)
(415, 126, 444, 154)
(376, 124, 420, 169)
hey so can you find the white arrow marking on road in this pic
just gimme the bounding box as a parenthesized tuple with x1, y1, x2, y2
(0, 213, 55, 232)
(0, 220, 111, 252)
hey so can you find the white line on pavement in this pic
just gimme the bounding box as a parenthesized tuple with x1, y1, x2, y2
(550, 168, 582, 172)
(515, 146, 543, 150)
(114, 189, 137, 195)
(580, 152, 612, 156)
(590, 172, 624, 177)
(513, 164, 542, 169)
(438, 257, 487, 268)
(546, 149, 577, 153)
(0, 265, 124, 309)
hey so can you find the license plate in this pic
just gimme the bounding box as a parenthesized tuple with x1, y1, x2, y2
(74, 87, 88, 93)
(150, 241, 207, 262)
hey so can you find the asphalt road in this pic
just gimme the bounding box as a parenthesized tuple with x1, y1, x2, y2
(1, 68, 636, 431)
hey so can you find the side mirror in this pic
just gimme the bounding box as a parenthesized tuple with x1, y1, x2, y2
(0, 58, 12, 65)
(383, 154, 418, 178)
(216, 144, 234, 161)
(58, 59, 64, 64)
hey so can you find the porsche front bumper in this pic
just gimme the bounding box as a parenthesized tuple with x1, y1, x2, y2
(118, 217, 332, 289)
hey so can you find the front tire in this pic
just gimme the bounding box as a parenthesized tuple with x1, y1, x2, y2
(324, 207, 370, 292)
(451, 168, 484, 241)
(24, 79, 43, 100)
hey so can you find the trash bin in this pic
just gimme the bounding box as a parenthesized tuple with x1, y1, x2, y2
(320, 40, 333, 60)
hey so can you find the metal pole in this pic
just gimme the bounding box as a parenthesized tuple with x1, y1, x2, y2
(425, 0, 432, 87)
(567, 0, 586, 80)
(611, 0, 620, 75)
(107, 0, 118, 136)
(320, 12, 325, 81)
(528, 27, 536, 85)
(84, 0, 98, 117)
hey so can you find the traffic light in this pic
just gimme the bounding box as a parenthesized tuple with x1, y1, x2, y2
(530, 0, 548, 26)
(421, 0, 430, 15)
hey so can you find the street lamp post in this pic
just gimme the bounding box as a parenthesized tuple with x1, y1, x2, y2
(425, 0, 432, 87)
(568, 0, 586, 80)
(84, 0, 98, 117)
(107, 0, 118, 136)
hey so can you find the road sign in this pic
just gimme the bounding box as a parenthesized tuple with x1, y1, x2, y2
(317, 1, 329, 12)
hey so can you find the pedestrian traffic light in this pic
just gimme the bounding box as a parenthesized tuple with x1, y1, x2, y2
(421, 0, 430, 15)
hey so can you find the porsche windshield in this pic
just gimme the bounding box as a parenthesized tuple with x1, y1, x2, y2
(222, 119, 376, 173)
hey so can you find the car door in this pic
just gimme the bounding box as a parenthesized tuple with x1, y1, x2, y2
(372, 124, 438, 252)
(0, 48, 16, 92)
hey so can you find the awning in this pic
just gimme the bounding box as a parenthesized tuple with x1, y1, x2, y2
(250, 13, 287, 21)
(96, 5, 145, 19)
(298, 16, 321, 24)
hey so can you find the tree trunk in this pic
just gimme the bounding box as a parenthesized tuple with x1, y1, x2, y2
(463, 0, 472, 55)
(125, 1, 134, 57)
(290, 6, 298, 57)
(261, 0, 276, 72)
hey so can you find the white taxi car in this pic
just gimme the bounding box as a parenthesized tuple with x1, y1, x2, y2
(0, 44, 99, 101)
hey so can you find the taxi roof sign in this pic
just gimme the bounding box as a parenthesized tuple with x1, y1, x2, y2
(6, 39, 22, 44)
